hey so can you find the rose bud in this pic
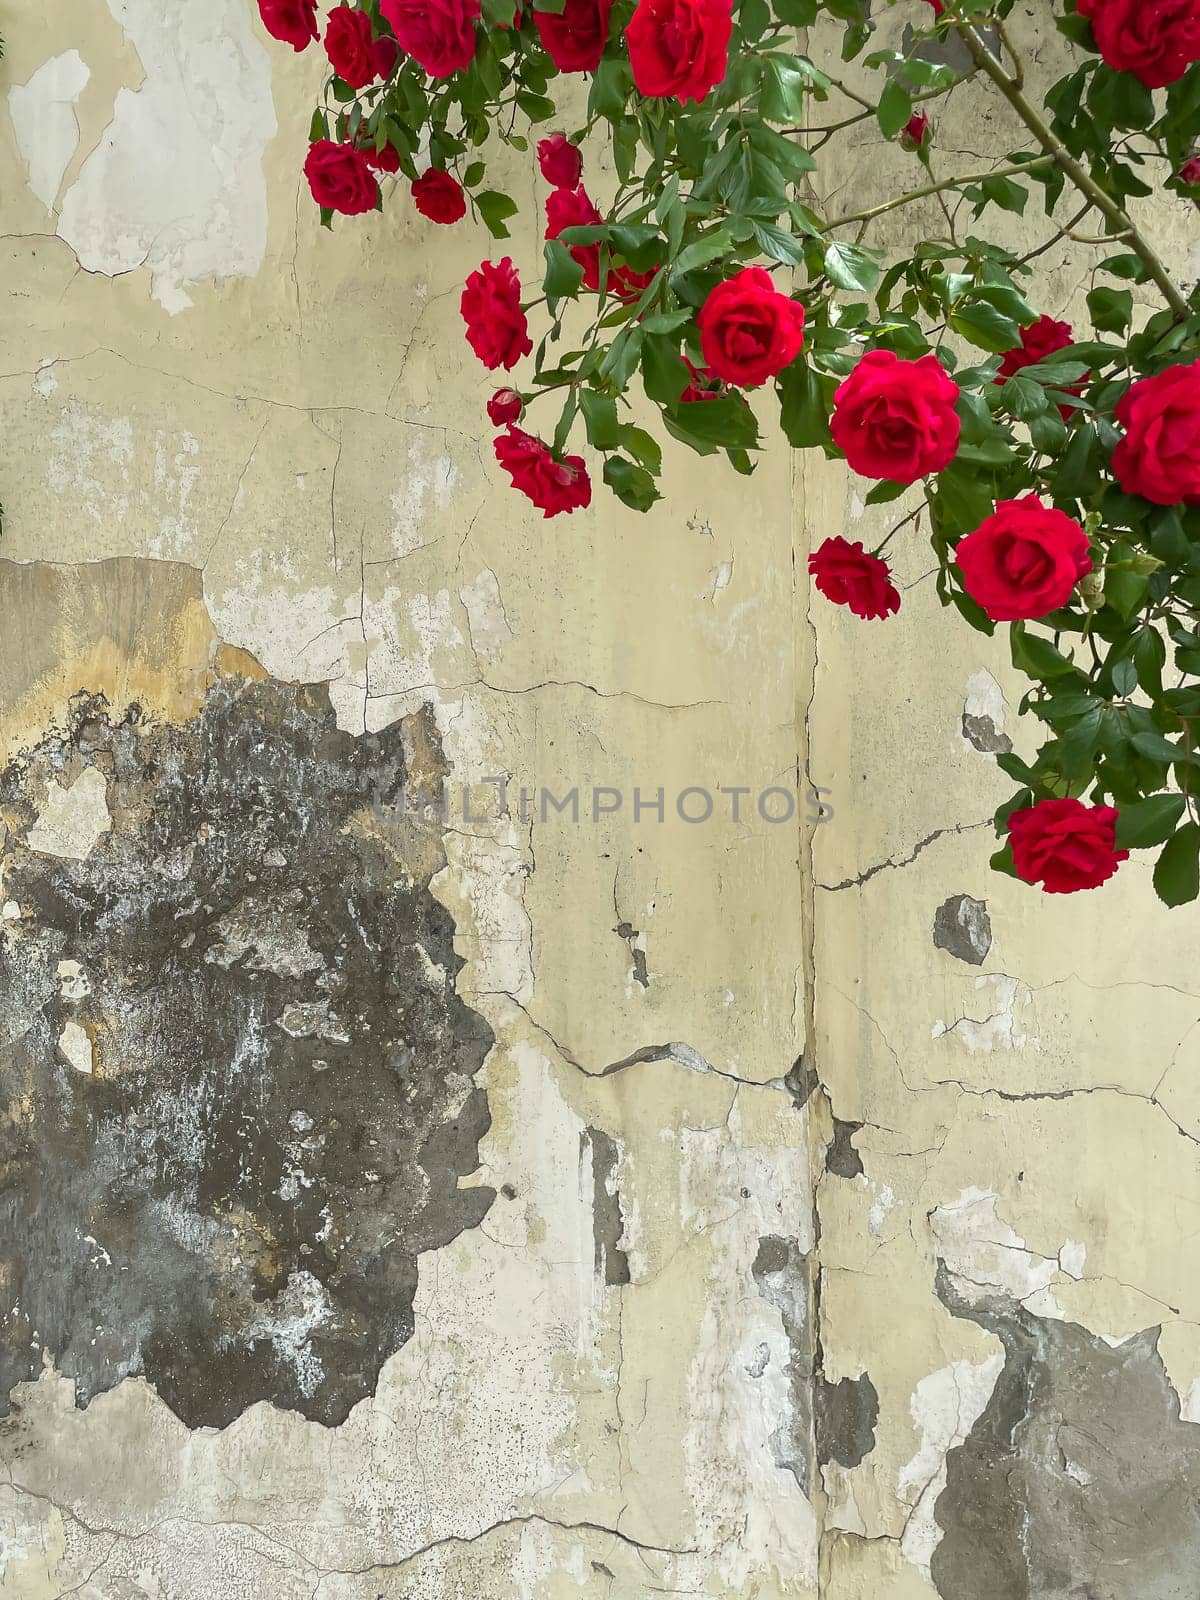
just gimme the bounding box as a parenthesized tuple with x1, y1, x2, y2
(900, 110, 931, 151)
(537, 133, 584, 191)
(487, 388, 523, 425)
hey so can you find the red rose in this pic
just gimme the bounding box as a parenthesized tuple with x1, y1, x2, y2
(373, 34, 401, 76)
(809, 537, 901, 621)
(537, 133, 584, 190)
(626, 0, 733, 101)
(996, 314, 1086, 417)
(361, 137, 402, 173)
(1008, 798, 1128, 894)
(900, 111, 931, 149)
(1180, 156, 1200, 185)
(1076, 0, 1200, 88)
(534, 0, 613, 72)
(380, 0, 481, 76)
(924, 0, 944, 14)
(1112, 362, 1200, 507)
(488, 388, 523, 424)
(697, 267, 805, 387)
(830, 349, 960, 483)
(494, 427, 592, 518)
(610, 262, 658, 303)
(461, 258, 533, 371)
(955, 495, 1092, 622)
(545, 184, 605, 289)
(680, 358, 721, 402)
(412, 168, 467, 223)
(326, 6, 379, 86)
(304, 140, 380, 215)
(258, 0, 319, 50)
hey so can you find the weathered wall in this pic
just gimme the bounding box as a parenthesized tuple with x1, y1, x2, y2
(0, 3, 1197, 1597)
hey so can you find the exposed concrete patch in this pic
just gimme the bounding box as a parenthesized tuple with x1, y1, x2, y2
(752, 1235, 815, 1493)
(815, 1372, 879, 1470)
(55, 1, 275, 311)
(932, 1267, 1200, 1600)
(826, 1119, 865, 1180)
(583, 1126, 631, 1286)
(0, 677, 495, 1429)
(8, 50, 91, 212)
(933, 895, 992, 967)
(959, 670, 1012, 756)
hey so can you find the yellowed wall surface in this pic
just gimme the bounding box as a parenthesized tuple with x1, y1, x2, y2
(0, 3, 1198, 1597)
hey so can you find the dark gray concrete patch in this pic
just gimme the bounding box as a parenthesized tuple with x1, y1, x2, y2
(583, 1127, 630, 1286)
(613, 922, 650, 989)
(751, 1234, 814, 1494)
(933, 895, 993, 967)
(932, 1266, 1200, 1600)
(815, 1372, 879, 1469)
(0, 677, 495, 1430)
(826, 1119, 865, 1180)
(962, 711, 1013, 756)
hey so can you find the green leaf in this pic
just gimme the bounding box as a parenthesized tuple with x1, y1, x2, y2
(670, 394, 759, 449)
(1011, 625, 1077, 681)
(750, 221, 807, 267)
(760, 53, 809, 124)
(599, 327, 644, 388)
(980, 175, 1028, 214)
(609, 223, 663, 271)
(877, 78, 912, 139)
(1115, 794, 1187, 850)
(824, 242, 882, 293)
(543, 238, 585, 301)
(1111, 658, 1138, 696)
(477, 190, 519, 239)
(670, 229, 733, 279)
(516, 90, 556, 123)
(773, 0, 819, 21)
(950, 301, 1022, 353)
(619, 425, 662, 474)
(1098, 252, 1150, 282)
(642, 333, 691, 405)
(777, 361, 833, 448)
(990, 842, 1019, 879)
(589, 57, 631, 120)
(1131, 729, 1190, 764)
(1154, 822, 1200, 907)
(579, 389, 620, 450)
(1057, 707, 1102, 781)
(1086, 285, 1134, 336)
(603, 455, 661, 512)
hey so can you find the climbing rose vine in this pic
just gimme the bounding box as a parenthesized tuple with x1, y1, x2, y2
(258, 0, 1200, 906)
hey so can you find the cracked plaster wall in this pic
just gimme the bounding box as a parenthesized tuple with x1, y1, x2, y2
(0, 3, 1198, 1598)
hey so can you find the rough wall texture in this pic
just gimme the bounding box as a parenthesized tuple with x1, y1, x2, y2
(0, 3, 1198, 1597)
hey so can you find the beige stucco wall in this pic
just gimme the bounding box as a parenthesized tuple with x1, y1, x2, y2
(0, 3, 1197, 1597)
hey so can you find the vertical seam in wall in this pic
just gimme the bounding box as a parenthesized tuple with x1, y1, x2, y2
(793, 412, 827, 1593)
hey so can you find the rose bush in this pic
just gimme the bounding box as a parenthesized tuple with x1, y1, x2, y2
(258, 0, 1200, 905)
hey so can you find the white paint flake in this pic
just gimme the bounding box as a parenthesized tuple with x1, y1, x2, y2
(27, 769, 112, 861)
(959, 668, 1008, 751)
(8, 50, 91, 211)
(58, 1022, 94, 1076)
(898, 1355, 1006, 1576)
(930, 1188, 1069, 1319)
(932, 973, 1036, 1053)
(56, 0, 276, 312)
(460, 568, 514, 662)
